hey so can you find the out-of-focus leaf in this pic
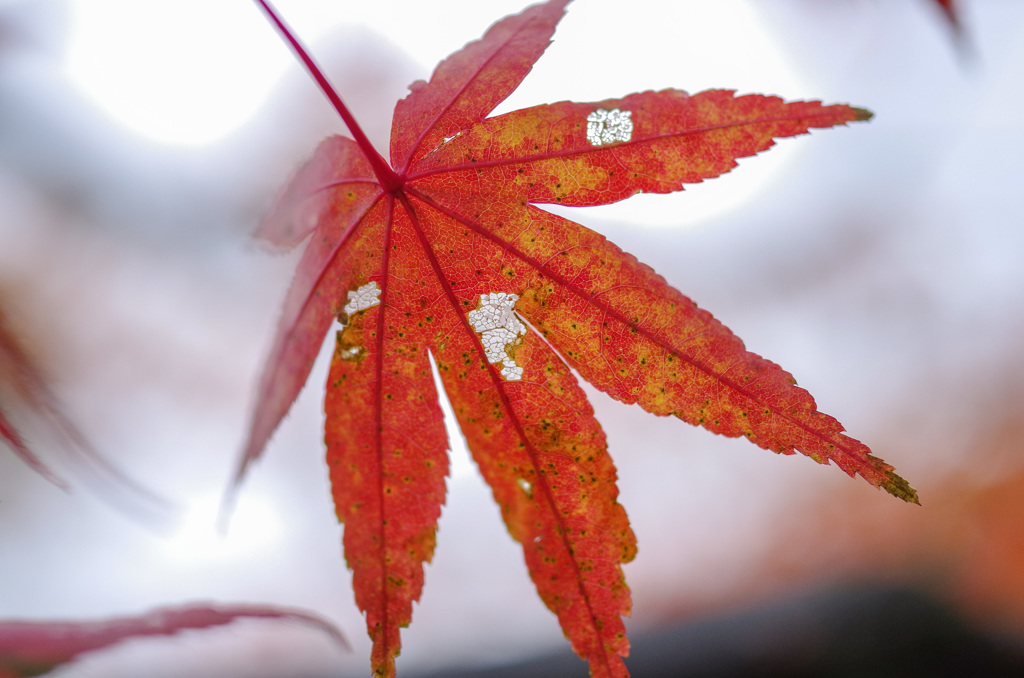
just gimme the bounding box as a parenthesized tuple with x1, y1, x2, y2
(0, 307, 175, 529)
(0, 602, 349, 678)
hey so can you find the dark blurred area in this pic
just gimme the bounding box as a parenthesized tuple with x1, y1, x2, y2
(416, 585, 1024, 677)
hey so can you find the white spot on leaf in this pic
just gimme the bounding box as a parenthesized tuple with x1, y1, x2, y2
(500, 360, 523, 381)
(586, 108, 633, 146)
(517, 478, 533, 498)
(339, 345, 362, 360)
(343, 282, 381, 316)
(467, 292, 527, 381)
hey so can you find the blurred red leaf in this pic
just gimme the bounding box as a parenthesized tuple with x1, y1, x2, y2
(0, 309, 68, 488)
(0, 602, 348, 678)
(933, 0, 960, 32)
(0, 307, 174, 528)
(229, 1, 918, 675)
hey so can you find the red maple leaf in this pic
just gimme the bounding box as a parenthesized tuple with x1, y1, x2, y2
(229, 1, 919, 676)
(0, 602, 347, 678)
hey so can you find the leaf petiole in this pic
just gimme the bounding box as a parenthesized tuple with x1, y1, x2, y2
(253, 0, 403, 193)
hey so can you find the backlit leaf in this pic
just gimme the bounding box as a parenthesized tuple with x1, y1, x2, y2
(233, 2, 918, 675)
(0, 603, 347, 678)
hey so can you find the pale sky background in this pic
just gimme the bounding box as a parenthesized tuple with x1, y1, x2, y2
(2, 0, 1024, 676)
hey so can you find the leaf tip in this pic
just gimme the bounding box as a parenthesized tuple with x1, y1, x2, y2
(881, 473, 920, 505)
(852, 107, 874, 122)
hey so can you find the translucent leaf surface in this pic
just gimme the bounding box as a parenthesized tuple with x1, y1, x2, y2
(236, 1, 917, 675)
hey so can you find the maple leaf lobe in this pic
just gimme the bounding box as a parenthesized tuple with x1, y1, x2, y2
(881, 470, 921, 505)
(390, 0, 572, 172)
(411, 89, 872, 211)
(853, 107, 874, 122)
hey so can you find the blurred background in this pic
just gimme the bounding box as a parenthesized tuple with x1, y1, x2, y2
(2, 0, 1024, 675)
